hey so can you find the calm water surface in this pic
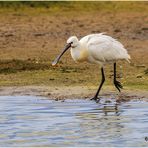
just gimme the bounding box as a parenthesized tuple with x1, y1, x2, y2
(0, 96, 148, 146)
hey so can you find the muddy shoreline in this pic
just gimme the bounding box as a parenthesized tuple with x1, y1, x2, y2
(0, 86, 147, 102)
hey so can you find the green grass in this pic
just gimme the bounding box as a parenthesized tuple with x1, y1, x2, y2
(0, 60, 147, 91)
(0, 59, 51, 74)
(0, 1, 147, 13)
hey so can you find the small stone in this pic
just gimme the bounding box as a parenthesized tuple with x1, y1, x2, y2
(136, 74, 142, 78)
(79, 24, 84, 27)
(55, 98, 59, 101)
(114, 29, 121, 33)
(49, 78, 55, 81)
(47, 93, 51, 96)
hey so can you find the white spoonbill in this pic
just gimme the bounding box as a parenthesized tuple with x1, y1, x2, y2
(52, 33, 131, 102)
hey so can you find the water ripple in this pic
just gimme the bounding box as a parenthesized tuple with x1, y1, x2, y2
(0, 96, 148, 146)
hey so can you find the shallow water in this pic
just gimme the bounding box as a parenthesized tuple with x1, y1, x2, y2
(0, 96, 148, 146)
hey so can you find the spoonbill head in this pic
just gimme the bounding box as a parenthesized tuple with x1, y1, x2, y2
(67, 36, 79, 48)
(52, 33, 131, 102)
(52, 36, 79, 66)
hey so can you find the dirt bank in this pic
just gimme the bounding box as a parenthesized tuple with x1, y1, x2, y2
(0, 86, 148, 102)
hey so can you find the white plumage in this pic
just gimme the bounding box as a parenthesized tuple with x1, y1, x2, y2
(69, 33, 130, 66)
(52, 33, 131, 102)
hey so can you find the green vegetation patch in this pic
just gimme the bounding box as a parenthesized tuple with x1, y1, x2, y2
(0, 1, 147, 13)
(0, 59, 86, 74)
(0, 59, 51, 74)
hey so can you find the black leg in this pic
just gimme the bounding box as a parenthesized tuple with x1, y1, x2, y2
(114, 62, 123, 92)
(91, 67, 105, 102)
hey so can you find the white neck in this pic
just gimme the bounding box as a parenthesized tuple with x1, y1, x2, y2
(70, 43, 81, 61)
(70, 42, 88, 62)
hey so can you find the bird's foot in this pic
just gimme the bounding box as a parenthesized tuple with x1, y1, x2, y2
(90, 96, 100, 103)
(114, 80, 123, 92)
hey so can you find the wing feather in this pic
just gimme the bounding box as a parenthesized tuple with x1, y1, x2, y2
(85, 34, 130, 62)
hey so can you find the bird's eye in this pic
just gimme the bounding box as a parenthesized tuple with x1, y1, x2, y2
(70, 42, 73, 44)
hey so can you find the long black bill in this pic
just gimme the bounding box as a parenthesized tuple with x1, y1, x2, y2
(52, 43, 71, 66)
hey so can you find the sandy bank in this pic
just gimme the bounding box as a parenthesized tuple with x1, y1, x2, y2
(0, 86, 147, 102)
